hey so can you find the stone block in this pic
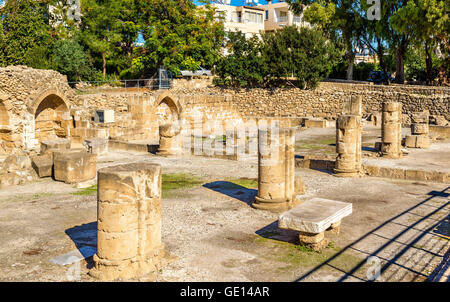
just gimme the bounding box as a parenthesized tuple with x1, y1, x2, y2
(53, 151, 97, 184)
(31, 154, 53, 178)
(83, 138, 108, 155)
(404, 135, 431, 149)
(304, 119, 327, 129)
(278, 198, 352, 234)
(41, 138, 70, 154)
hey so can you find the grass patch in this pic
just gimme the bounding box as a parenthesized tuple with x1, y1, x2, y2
(31, 193, 55, 199)
(225, 177, 258, 189)
(72, 185, 98, 196)
(162, 173, 204, 198)
(254, 236, 363, 274)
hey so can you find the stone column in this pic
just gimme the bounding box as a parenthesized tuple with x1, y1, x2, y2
(334, 115, 362, 177)
(253, 127, 298, 212)
(158, 123, 182, 155)
(89, 163, 165, 281)
(405, 111, 431, 149)
(381, 102, 403, 159)
(343, 95, 362, 116)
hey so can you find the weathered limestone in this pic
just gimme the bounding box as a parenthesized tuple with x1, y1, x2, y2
(304, 119, 328, 129)
(334, 115, 362, 177)
(40, 138, 71, 154)
(404, 135, 431, 149)
(381, 102, 403, 159)
(405, 111, 431, 149)
(295, 174, 306, 195)
(343, 95, 362, 116)
(253, 127, 299, 212)
(31, 154, 53, 178)
(278, 198, 353, 250)
(83, 138, 108, 155)
(90, 163, 165, 281)
(158, 123, 182, 155)
(53, 151, 97, 184)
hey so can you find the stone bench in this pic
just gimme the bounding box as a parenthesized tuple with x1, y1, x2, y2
(278, 198, 352, 250)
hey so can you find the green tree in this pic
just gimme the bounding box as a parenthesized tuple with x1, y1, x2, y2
(214, 31, 267, 87)
(261, 26, 339, 88)
(0, 0, 54, 68)
(391, 0, 448, 84)
(136, 0, 225, 76)
(80, 0, 137, 78)
(51, 39, 90, 81)
(287, 0, 364, 80)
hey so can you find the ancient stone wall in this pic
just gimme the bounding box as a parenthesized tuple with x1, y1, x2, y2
(1, 66, 448, 155)
(0, 66, 75, 153)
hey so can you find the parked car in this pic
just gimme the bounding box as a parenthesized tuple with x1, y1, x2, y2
(180, 67, 212, 77)
(367, 71, 394, 85)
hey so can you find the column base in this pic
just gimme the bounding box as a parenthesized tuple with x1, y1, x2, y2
(156, 149, 182, 156)
(252, 196, 302, 213)
(381, 152, 403, 159)
(333, 169, 361, 178)
(89, 246, 166, 281)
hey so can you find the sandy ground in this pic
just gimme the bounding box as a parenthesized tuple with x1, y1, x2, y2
(0, 147, 448, 282)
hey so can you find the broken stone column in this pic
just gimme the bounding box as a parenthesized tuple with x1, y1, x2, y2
(158, 124, 182, 155)
(381, 102, 403, 159)
(90, 163, 165, 281)
(253, 127, 299, 212)
(343, 95, 362, 116)
(334, 115, 362, 177)
(405, 111, 431, 149)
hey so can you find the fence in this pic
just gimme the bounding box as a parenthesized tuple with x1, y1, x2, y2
(69, 67, 173, 94)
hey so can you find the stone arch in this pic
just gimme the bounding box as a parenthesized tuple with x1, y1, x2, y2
(31, 90, 71, 143)
(155, 92, 181, 124)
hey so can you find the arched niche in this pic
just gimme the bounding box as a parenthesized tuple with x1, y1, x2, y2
(156, 93, 181, 125)
(33, 92, 71, 143)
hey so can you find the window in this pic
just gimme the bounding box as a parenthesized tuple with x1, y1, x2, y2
(244, 12, 263, 24)
(265, 10, 269, 20)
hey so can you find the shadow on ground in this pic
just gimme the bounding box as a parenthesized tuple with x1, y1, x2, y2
(203, 181, 257, 206)
(65, 222, 97, 267)
(275, 186, 450, 282)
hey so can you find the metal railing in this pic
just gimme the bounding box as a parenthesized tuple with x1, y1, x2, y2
(69, 67, 173, 94)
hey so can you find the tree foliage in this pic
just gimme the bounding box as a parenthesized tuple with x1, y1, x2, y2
(136, 0, 225, 76)
(214, 27, 339, 89)
(0, 0, 54, 68)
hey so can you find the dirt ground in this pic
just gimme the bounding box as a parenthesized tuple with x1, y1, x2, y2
(0, 142, 448, 282)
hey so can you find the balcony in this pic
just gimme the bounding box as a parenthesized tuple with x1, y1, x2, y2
(277, 15, 288, 22)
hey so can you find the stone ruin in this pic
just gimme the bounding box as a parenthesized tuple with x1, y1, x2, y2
(334, 115, 362, 178)
(381, 102, 403, 159)
(405, 111, 431, 149)
(89, 163, 166, 281)
(253, 120, 303, 212)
